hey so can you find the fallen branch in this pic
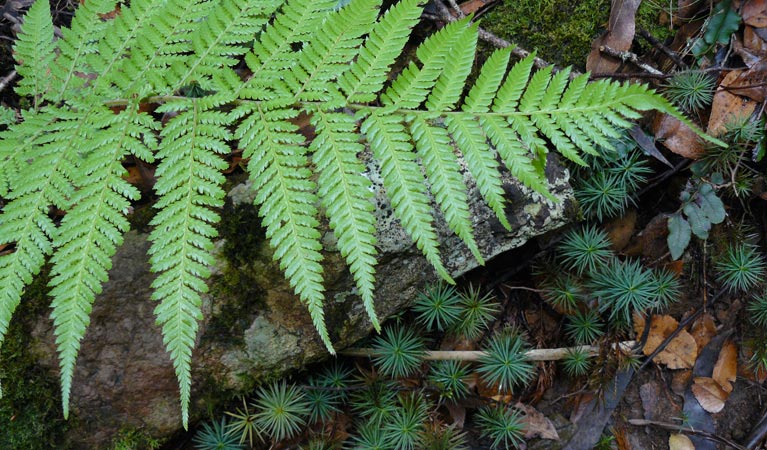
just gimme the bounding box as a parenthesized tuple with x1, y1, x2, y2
(342, 341, 636, 361)
(0, 70, 17, 94)
(599, 45, 664, 75)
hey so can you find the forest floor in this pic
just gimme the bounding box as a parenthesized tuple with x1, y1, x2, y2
(3, 0, 767, 449)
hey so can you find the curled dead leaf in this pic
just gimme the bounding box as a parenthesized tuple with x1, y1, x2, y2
(691, 376, 728, 413)
(712, 339, 737, 393)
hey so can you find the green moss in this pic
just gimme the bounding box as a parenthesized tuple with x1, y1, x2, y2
(0, 269, 71, 449)
(481, 0, 674, 70)
(109, 428, 162, 450)
(204, 200, 269, 342)
(636, 2, 675, 44)
(482, 0, 610, 69)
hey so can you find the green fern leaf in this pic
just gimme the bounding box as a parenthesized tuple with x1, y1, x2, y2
(148, 98, 230, 428)
(381, 17, 472, 110)
(338, 0, 424, 103)
(49, 102, 157, 419)
(410, 115, 483, 263)
(173, 0, 280, 91)
(109, 0, 216, 95)
(310, 109, 380, 330)
(51, 0, 118, 101)
(0, 106, 15, 126)
(235, 103, 331, 351)
(444, 115, 510, 230)
(242, 0, 338, 97)
(0, 104, 102, 358)
(492, 54, 535, 112)
(462, 47, 512, 113)
(13, 0, 56, 102)
(425, 22, 478, 111)
(362, 111, 453, 283)
(287, 0, 381, 103)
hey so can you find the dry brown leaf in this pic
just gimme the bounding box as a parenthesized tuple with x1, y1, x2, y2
(458, 0, 495, 15)
(516, 402, 559, 440)
(671, 369, 692, 395)
(691, 376, 728, 413)
(690, 313, 716, 351)
(586, 0, 642, 73)
(604, 209, 636, 252)
(634, 314, 698, 369)
(744, 26, 767, 60)
(720, 62, 767, 102)
(652, 113, 705, 159)
(708, 71, 758, 135)
(669, 433, 696, 450)
(445, 402, 466, 428)
(743, 0, 767, 27)
(712, 339, 737, 393)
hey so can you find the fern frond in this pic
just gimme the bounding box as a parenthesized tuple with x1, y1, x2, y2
(381, 17, 472, 110)
(51, 0, 118, 101)
(462, 48, 512, 113)
(362, 111, 453, 283)
(235, 104, 331, 351)
(242, 0, 338, 97)
(13, 0, 55, 103)
(173, 0, 280, 91)
(410, 116, 482, 263)
(148, 98, 230, 428)
(287, 0, 381, 103)
(444, 115, 510, 230)
(338, 0, 424, 103)
(310, 109, 379, 331)
(109, 0, 216, 95)
(48, 102, 157, 419)
(0, 104, 102, 358)
(86, 0, 172, 96)
(0, 106, 15, 126)
(425, 22, 478, 111)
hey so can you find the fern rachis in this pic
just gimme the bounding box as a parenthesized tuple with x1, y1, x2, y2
(0, 0, 725, 428)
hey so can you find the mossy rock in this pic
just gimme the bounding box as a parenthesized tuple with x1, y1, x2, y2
(482, 0, 674, 70)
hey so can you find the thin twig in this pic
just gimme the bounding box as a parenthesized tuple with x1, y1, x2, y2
(0, 70, 17, 94)
(599, 45, 664, 75)
(629, 419, 748, 450)
(638, 28, 688, 70)
(342, 341, 635, 362)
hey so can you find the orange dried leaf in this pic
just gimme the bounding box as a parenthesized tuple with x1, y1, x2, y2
(586, 0, 642, 73)
(691, 376, 728, 413)
(708, 71, 757, 135)
(712, 339, 737, 393)
(690, 313, 716, 351)
(634, 314, 698, 369)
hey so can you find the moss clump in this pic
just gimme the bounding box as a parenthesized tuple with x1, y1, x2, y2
(0, 269, 71, 449)
(481, 0, 674, 70)
(482, 0, 610, 69)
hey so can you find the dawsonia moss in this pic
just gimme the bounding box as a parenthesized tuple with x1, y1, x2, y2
(0, 0, 722, 428)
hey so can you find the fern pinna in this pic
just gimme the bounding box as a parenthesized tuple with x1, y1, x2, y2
(0, 0, 722, 426)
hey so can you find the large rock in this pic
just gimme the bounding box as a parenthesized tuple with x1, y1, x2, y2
(27, 154, 575, 447)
